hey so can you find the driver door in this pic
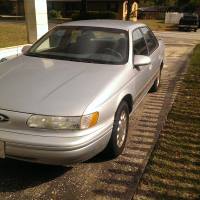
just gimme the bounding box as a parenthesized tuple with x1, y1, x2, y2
(132, 28, 151, 105)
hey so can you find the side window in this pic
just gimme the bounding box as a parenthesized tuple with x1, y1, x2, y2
(132, 29, 148, 56)
(140, 27, 158, 54)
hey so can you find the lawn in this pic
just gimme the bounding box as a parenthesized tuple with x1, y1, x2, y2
(0, 19, 176, 48)
(134, 45, 200, 199)
(138, 20, 177, 31)
(0, 22, 27, 48)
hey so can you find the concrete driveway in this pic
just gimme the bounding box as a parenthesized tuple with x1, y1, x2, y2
(0, 31, 199, 200)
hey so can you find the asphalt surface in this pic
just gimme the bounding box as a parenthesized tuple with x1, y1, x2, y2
(0, 31, 200, 200)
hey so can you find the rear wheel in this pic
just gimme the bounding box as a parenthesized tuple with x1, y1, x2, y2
(105, 101, 129, 158)
(150, 69, 161, 92)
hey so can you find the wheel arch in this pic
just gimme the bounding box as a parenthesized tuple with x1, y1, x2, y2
(117, 94, 133, 114)
(160, 61, 164, 70)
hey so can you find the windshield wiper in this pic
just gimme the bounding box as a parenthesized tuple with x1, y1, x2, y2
(26, 53, 121, 64)
(26, 53, 53, 59)
(67, 58, 120, 64)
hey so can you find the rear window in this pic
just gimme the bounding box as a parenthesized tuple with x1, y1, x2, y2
(183, 16, 198, 20)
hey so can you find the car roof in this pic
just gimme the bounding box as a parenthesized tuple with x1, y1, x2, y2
(59, 20, 146, 31)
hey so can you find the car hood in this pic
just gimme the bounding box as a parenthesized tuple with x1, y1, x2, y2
(0, 56, 126, 116)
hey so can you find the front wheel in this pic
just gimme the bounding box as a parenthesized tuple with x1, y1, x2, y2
(105, 101, 129, 158)
(150, 70, 161, 92)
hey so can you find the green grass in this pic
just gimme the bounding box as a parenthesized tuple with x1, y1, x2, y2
(0, 22, 27, 48)
(137, 20, 177, 31)
(134, 45, 200, 200)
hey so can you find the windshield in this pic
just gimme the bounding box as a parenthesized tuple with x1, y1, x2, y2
(27, 26, 129, 65)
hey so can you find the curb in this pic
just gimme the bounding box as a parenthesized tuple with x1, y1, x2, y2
(130, 48, 194, 200)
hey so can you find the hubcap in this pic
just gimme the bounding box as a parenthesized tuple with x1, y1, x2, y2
(116, 110, 127, 148)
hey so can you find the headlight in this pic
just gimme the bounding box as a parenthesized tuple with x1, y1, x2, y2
(27, 112, 99, 130)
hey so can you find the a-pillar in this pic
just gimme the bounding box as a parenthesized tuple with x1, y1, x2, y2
(24, 0, 48, 43)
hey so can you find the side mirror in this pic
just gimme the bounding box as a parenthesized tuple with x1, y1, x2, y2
(22, 45, 31, 54)
(134, 55, 151, 67)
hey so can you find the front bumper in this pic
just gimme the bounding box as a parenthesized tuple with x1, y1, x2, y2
(0, 120, 113, 166)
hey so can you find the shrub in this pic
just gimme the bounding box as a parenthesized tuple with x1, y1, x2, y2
(64, 10, 80, 18)
(0, 0, 13, 15)
(49, 10, 62, 19)
(72, 11, 117, 21)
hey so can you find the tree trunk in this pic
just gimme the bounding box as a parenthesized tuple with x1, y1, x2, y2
(126, 0, 132, 20)
(81, 0, 87, 15)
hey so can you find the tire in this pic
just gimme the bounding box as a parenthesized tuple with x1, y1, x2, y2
(150, 70, 161, 92)
(105, 101, 129, 158)
(194, 29, 197, 32)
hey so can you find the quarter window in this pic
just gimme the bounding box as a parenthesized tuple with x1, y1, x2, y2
(132, 29, 148, 56)
(140, 27, 158, 54)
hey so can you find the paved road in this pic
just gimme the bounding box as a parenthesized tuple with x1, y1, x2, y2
(0, 31, 199, 200)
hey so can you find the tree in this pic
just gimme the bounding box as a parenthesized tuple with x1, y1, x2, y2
(155, 0, 177, 6)
(190, 0, 200, 7)
(176, 0, 199, 12)
(139, 0, 155, 7)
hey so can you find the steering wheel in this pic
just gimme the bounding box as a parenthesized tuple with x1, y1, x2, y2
(105, 48, 123, 60)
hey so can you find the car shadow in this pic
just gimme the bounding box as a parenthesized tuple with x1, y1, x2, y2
(85, 147, 116, 164)
(86, 155, 111, 164)
(0, 158, 71, 192)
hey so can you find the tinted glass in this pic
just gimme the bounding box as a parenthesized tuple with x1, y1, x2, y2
(140, 27, 158, 54)
(132, 29, 148, 56)
(27, 26, 129, 65)
(183, 16, 198, 21)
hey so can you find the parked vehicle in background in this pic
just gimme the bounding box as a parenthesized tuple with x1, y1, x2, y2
(0, 20, 165, 166)
(199, 16, 200, 28)
(179, 14, 199, 32)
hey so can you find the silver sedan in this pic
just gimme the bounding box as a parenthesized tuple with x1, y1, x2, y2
(0, 20, 165, 166)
